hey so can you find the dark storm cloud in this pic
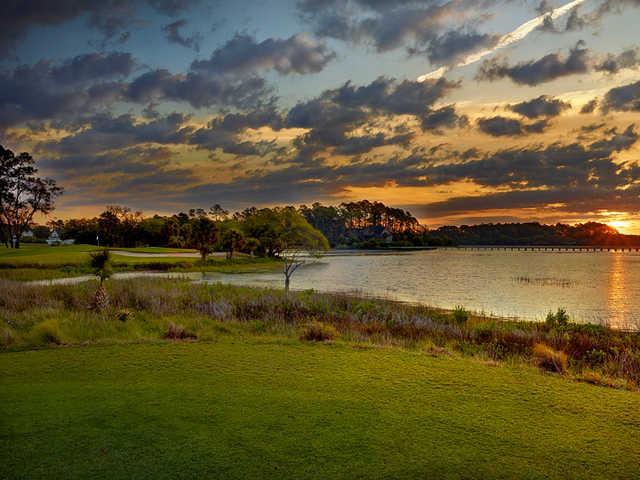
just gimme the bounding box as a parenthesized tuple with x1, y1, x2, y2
(601, 80, 640, 111)
(477, 116, 549, 136)
(162, 19, 202, 51)
(40, 113, 194, 156)
(0, 0, 200, 54)
(595, 47, 640, 74)
(509, 95, 571, 119)
(476, 42, 590, 86)
(191, 33, 335, 76)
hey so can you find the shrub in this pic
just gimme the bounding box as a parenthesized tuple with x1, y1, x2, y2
(164, 322, 196, 340)
(1, 327, 15, 346)
(533, 343, 568, 373)
(30, 320, 64, 345)
(300, 321, 338, 342)
(117, 309, 135, 322)
(546, 308, 570, 329)
(451, 305, 469, 324)
(585, 348, 607, 367)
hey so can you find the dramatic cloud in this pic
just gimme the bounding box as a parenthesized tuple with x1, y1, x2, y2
(189, 108, 284, 156)
(162, 19, 202, 51)
(509, 95, 571, 118)
(417, 30, 500, 64)
(40, 113, 194, 155)
(286, 76, 462, 156)
(0, 58, 128, 130)
(477, 116, 549, 136)
(0, 51, 272, 132)
(191, 33, 335, 76)
(0, 0, 200, 54)
(595, 47, 640, 74)
(476, 42, 590, 85)
(601, 80, 640, 111)
(125, 69, 272, 110)
(418, 0, 589, 80)
(165, 123, 640, 210)
(298, 0, 492, 65)
(581, 98, 599, 113)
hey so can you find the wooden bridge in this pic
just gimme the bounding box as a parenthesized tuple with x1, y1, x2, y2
(442, 245, 640, 252)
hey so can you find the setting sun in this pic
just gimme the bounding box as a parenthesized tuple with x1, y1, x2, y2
(606, 220, 633, 234)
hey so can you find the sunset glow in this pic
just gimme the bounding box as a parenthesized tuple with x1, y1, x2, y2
(1, 0, 639, 231)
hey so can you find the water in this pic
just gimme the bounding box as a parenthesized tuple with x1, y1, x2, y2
(31, 249, 640, 328)
(200, 249, 640, 329)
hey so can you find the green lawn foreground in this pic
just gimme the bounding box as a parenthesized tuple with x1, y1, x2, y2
(1, 338, 639, 479)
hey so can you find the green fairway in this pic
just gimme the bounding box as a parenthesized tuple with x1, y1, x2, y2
(1, 339, 639, 479)
(0, 244, 195, 266)
(0, 244, 280, 279)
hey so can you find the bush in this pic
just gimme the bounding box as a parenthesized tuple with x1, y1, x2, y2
(451, 305, 469, 324)
(30, 320, 64, 345)
(1, 327, 15, 347)
(117, 309, 135, 322)
(164, 322, 196, 340)
(533, 343, 568, 373)
(546, 308, 570, 329)
(300, 321, 338, 342)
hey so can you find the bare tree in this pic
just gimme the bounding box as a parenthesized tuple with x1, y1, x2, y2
(277, 208, 329, 293)
(0, 146, 63, 248)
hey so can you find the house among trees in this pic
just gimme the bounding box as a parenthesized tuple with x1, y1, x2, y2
(47, 230, 74, 246)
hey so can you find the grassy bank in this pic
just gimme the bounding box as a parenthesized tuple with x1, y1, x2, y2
(0, 244, 281, 280)
(2, 278, 639, 389)
(2, 339, 639, 479)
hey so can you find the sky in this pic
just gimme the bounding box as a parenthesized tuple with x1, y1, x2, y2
(1, 0, 640, 232)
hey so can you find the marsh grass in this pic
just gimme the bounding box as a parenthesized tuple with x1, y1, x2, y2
(2, 278, 639, 388)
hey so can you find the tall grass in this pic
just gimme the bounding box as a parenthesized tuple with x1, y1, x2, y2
(1, 278, 639, 388)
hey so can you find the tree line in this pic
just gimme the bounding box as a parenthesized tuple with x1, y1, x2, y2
(426, 222, 640, 247)
(4, 144, 639, 251)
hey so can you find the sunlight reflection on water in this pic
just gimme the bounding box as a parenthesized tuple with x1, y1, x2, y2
(31, 249, 640, 328)
(199, 249, 640, 329)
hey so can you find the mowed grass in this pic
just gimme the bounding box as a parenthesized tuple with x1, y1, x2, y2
(0, 244, 195, 267)
(0, 244, 280, 279)
(1, 338, 639, 479)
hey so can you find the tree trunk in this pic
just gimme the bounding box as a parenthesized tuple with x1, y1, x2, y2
(284, 274, 290, 293)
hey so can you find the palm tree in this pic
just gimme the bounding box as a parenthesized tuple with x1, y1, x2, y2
(90, 249, 112, 310)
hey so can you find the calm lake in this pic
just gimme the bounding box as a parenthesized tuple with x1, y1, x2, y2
(200, 249, 640, 329)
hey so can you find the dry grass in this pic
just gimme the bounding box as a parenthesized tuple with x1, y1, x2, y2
(300, 321, 338, 342)
(2, 278, 640, 387)
(533, 343, 568, 374)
